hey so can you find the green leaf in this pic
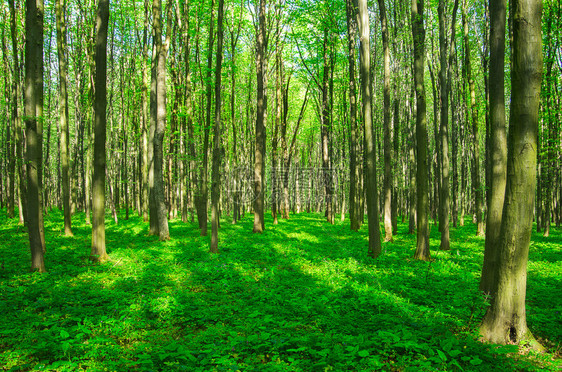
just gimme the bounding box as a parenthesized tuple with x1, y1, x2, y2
(469, 357, 483, 366)
(60, 330, 70, 339)
(437, 349, 447, 362)
(358, 350, 370, 358)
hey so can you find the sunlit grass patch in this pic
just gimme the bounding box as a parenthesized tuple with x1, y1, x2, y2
(0, 209, 560, 371)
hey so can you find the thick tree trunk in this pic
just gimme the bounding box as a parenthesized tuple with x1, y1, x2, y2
(412, 0, 430, 260)
(358, 0, 382, 258)
(91, 0, 110, 263)
(253, 0, 267, 233)
(480, 0, 507, 294)
(55, 0, 72, 236)
(480, 0, 542, 347)
(25, 0, 46, 272)
(210, 0, 224, 253)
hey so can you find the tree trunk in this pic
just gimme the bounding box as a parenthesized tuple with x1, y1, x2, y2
(412, 0, 430, 260)
(210, 0, 224, 253)
(358, 0, 382, 258)
(25, 0, 46, 272)
(378, 0, 393, 242)
(253, 0, 267, 233)
(345, 0, 361, 232)
(462, 0, 484, 236)
(438, 0, 458, 251)
(55, 0, 72, 236)
(408, 87, 416, 234)
(480, 0, 542, 347)
(480, 0, 507, 294)
(91, 0, 110, 263)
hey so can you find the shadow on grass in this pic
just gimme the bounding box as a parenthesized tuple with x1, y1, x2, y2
(0, 209, 560, 371)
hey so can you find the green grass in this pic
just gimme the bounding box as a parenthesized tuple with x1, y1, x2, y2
(0, 209, 560, 371)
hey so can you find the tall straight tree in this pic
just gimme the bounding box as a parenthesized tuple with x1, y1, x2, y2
(480, 0, 543, 345)
(437, 0, 459, 251)
(210, 0, 224, 253)
(480, 0, 507, 293)
(91, 0, 110, 262)
(253, 0, 267, 233)
(358, 0, 382, 258)
(25, 0, 46, 272)
(412, 0, 430, 260)
(378, 0, 393, 242)
(345, 0, 361, 232)
(8, 0, 25, 224)
(462, 0, 484, 236)
(55, 0, 72, 236)
(150, 0, 170, 240)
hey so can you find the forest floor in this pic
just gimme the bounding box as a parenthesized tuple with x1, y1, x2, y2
(0, 209, 560, 371)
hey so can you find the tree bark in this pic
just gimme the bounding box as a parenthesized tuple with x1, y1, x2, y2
(150, 0, 170, 240)
(412, 0, 430, 260)
(480, 0, 507, 294)
(480, 0, 542, 347)
(378, 0, 393, 242)
(210, 0, 224, 253)
(462, 0, 484, 236)
(25, 0, 46, 272)
(438, 0, 458, 251)
(346, 0, 361, 232)
(253, 0, 267, 233)
(91, 0, 110, 263)
(358, 0, 382, 258)
(55, 0, 72, 236)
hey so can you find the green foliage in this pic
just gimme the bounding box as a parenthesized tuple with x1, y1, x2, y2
(0, 209, 560, 371)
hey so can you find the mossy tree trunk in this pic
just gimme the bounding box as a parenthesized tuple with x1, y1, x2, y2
(480, 0, 543, 346)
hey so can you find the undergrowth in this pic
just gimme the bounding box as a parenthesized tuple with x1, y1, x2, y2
(0, 209, 560, 371)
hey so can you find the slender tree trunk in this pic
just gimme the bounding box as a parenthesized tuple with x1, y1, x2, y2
(412, 0, 430, 260)
(378, 0, 393, 242)
(154, 0, 170, 240)
(480, 0, 507, 294)
(253, 0, 267, 233)
(480, 0, 543, 347)
(91, 0, 110, 263)
(462, 0, 484, 236)
(321, 31, 334, 225)
(408, 87, 417, 234)
(438, 0, 458, 251)
(210, 0, 224, 253)
(358, 0, 382, 258)
(8, 0, 21, 221)
(55, 0, 72, 236)
(25, 0, 46, 272)
(272, 47, 282, 226)
(346, 0, 361, 232)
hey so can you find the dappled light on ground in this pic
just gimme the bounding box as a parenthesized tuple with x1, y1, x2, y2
(0, 209, 560, 371)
